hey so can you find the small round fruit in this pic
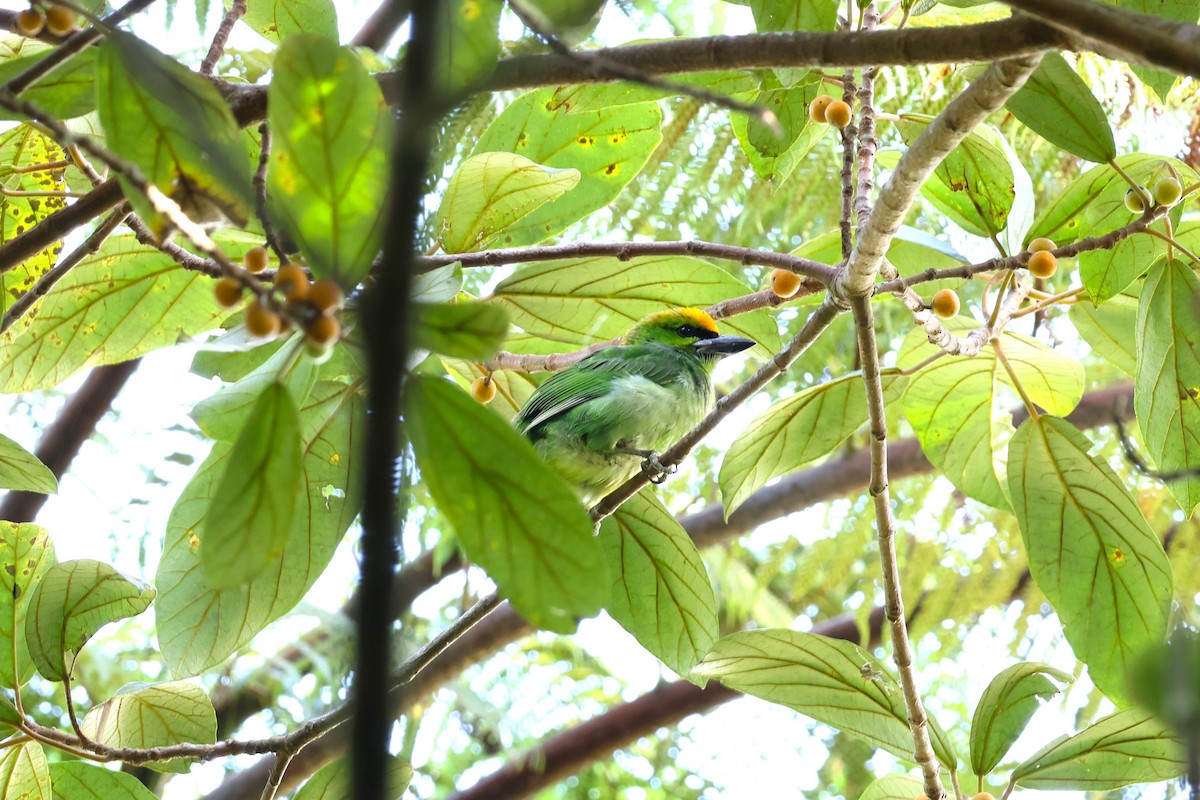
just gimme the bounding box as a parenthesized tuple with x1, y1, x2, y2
(43, 5, 76, 35)
(931, 288, 960, 319)
(1154, 175, 1183, 207)
(274, 264, 309, 302)
(308, 279, 344, 314)
(243, 246, 270, 274)
(306, 314, 341, 345)
(972, 794, 996, 800)
(808, 94, 835, 124)
(16, 7, 45, 36)
(213, 277, 243, 308)
(1027, 250, 1058, 279)
(302, 338, 334, 364)
(245, 299, 281, 337)
(825, 99, 852, 130)
(1124, 186, 1150, 213)
(470, 376, 497, 404)
(1028, 237, 1056, 253)
(770, 268, 803, 298)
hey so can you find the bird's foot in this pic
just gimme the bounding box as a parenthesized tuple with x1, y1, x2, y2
(641, 451, 677, 484)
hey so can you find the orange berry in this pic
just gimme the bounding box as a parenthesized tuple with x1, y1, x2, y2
(808, 94, 834, 124)
(306, 314, 341, 345)
(1028, 237, 1056, 253)
(308, 279, 344, 314)
(825, 99, 852, 129)
(931, 288, 960, 319)
(770, 268, 803, 298)
(470, 376, 497, 404)
(213, 277, 243, 308)
(16, 7, 44, 36)
(245, 299, 281, 338)
(43, 5, 75, 35)
(972, 794, 996, 800)
(243, 246, 270, 273)
(274, 264, 309, 302)
(1027, 250, 1058, 279)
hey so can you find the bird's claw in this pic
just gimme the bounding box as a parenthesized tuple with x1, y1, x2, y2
(642, 452, 677, 484)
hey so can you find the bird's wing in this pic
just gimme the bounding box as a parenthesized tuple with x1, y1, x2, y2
(514, 345, 680, 434)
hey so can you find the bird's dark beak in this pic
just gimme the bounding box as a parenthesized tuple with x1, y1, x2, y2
(693, 335, 755, 357)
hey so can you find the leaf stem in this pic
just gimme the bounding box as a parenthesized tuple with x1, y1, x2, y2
(992, 337, 1039, 420)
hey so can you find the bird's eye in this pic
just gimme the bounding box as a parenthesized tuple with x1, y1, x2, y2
(677, 325, 698, 337)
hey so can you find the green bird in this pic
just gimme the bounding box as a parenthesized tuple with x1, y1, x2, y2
(515, 308, 755, 504)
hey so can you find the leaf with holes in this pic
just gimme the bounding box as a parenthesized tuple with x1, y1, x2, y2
(0, 434, 55, 494)
(269, 35, 393, 283)
(0, 522, 55, 688)
(598, 489, 718, 678)
(436, 152, 580, 253)
(1007, 416, 1172, 703)
(25, 559, 155, 681)
(407, 374, 605, 633)
(970, 662, 1072, 776)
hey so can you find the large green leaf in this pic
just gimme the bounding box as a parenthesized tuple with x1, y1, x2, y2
(719, 374, 906, 516)
(490, 255, 779, 355)
(598, 490, 718, 678)
(1070, 293, 1138, 376)
(1011, 708, 1185, 789)
(733, 80, 827, 183)
(0, 37, 97, 120)
(858, 775, 925, 800)
(473, 87, 662, 246)
(407, 374, 606, 633)
(292, 754, 413, 800)
(435, 0, 502, 96)
(970, 662, 1072, 776)
(1007, 416, 1172, 703)
(202, 382, 303, 588)
(268, 35, 393, 284)
(191, 341, 318, 442)
(98, 30, 253, 229)
(240, 0, 338, 43)
(899, 326, 1083, 511)
(745, 0, 839, 32)
(1108, 0, 1199, 99)
(693, 630, 957, 768)
(81, 681, 216, 773)
(413, 302, 508, 360)
(0, 522, 55, 688)
(0, 237, 230, 393)
(1027, 153, 1161, 245)
(1136, 258, 1200, 516)
(0, 434, 55, 494)
(544, 72, 757, 112)
(435, 152, 580, 253)
(1005, 52, 1115, 163)
(0, 742, 49, 800)
(51, 762, 158, 800)
(0, 125, 67, 319)
(157, 379, 365, 677)
(25, 559, 155, 682)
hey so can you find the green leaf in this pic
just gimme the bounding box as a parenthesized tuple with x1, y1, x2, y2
(896, 114, 1014, 240)
(80, 681, 216, 773)
(0, 40, 96, 121)
(292, 754, 413, 800)
(1007, 416, 1172, 704)
(970, 662, 1073, 776)
(745, 0, 839, 32)
(0, 694, 21, 728)
(436, 0, 502, 96)
(1136, 258, 1200, 516)
(0, 742, 49, 800)
(25, 559, 155, 681)
(268, 35, 393, 284)
(1005, 52, 1116, 163)
(1128, 633, 1200, 733)
(435, 152, 580, 253)
(693, 630, 957, 768)
(98, 30, 253, 229)
(544, 72, 756, 112)
(858, 775, 925, 800)
(899, 326, 1083, 511)
(1111, 0, 1198, 99)
(1012, 707, 1185, 789)
(202, 382, 303, 588)
(240, 0, 338, 43)
(598, 490, 718, 678)
(795, 225, 967, 293)
(157, 380, 364, 677)
(191, 341, 318, 442)
(1070, 293, 1138, 376)
(51, 761, 158, 800)
(407, 374, 606, 633)
(413, 302, 508, 359)
(473, 87, 662, 247)
(0, 522, 55, 688)
(0, 236, 230, 393)
(0, 125, 67, 318)
(720, 373, 906, 516)
(1027, 153, 1162, 245)
(0, 434, 55, 494)
(491, 255, 780, 356)
(733, 96, 826, 183)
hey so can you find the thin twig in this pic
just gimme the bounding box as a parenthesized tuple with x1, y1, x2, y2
(839, 68, 858, 261)
(253, 123, 290, 264)
(258, 750, 294, 800)
(200, 0, 247, 76)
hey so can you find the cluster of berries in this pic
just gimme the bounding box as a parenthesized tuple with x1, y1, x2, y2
(16, 2, 76, 36)
(213, 246, 344, 357)
(808, 94, 853, 130)
(1124, 175, 1183, 213)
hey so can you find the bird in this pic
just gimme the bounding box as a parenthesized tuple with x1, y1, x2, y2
(515, 307, 755, 504)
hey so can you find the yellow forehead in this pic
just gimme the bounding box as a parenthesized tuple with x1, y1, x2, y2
(646, 307, 719, 332)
